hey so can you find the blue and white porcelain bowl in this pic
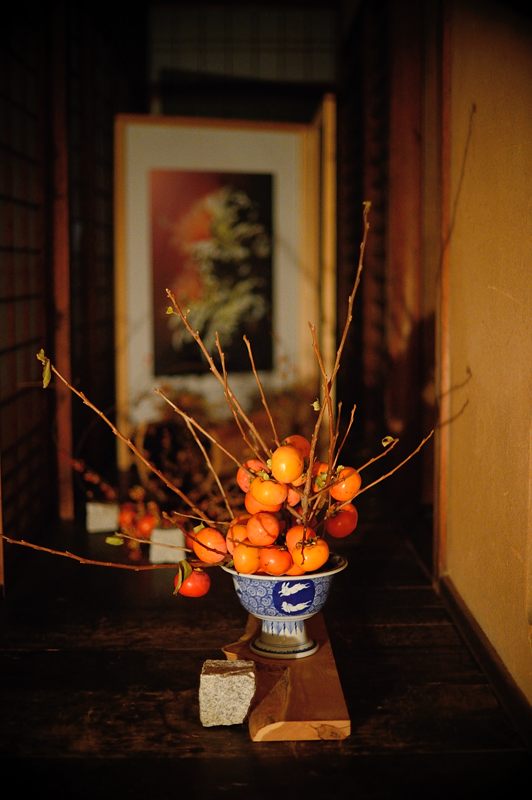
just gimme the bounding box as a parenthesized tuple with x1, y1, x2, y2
(222, 554, 347, 659)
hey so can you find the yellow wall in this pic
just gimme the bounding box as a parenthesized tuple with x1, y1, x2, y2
(441, 0, 532, 702)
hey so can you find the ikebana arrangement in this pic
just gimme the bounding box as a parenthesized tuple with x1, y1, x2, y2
(8, 203, 433, 620)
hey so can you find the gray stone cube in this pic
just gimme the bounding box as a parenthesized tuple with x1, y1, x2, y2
(199, 659, 257, 727)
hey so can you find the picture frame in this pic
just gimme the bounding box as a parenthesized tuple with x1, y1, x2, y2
(114, 102, 335, 471)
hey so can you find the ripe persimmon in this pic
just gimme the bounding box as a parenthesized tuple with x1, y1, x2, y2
(291, 536, 330, 572)
(329, 467, 362, 501)
(246, 511, 281, 546)
(232, 541, 261, 574)
(285, 560, 306, 576)
(191, 527, 227, 564)
(285, 524, 317, 552)
(175, 568, 211, 597)
(135, 512, 157, 539)
(283, 434, 311, 459)
(259, 546, 293, 576)
(270, 444, 304, 484)
(244, 491, 282, 514)
(226, 522, 248, 554)
(325, 503, 359, 538)
(250, 476, 288, 506)
(236, 458, 267, 492)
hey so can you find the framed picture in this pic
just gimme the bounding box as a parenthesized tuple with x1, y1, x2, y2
(114, 104, 335, 469)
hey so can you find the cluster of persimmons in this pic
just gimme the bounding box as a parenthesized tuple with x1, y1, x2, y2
(174, 432, 362, 597)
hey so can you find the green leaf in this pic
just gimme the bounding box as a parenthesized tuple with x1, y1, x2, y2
(193, 523, 205, 533)
(173, 559, 192, 595)
(381, 436, 397, 447)
(312, 398, 321, 411)
(105, 535, 124, 546)
(36, 349, 52, 388)
(165, 306, 174, 315)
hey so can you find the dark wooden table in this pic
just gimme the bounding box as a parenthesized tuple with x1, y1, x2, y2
(0, 507, 529, 798)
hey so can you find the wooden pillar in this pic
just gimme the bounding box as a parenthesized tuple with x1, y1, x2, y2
(385, 0, 424, 441)
(52, 4, 75, 519)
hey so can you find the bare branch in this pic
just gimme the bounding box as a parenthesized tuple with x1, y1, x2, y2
(47, 363, 211, 522)
(356, 430, 435, 496)
(1, 534, 180, 571)
(243, 334, 279, 448)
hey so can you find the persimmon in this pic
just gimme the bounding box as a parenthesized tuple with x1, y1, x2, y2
(283, 434, 311, 459)
(246, 512, 281, 546)
(250, 476, 288, 506)
(329, 466, 362, 501)
(236, 458, 267, 492)
(259, 546, 293, 576)
(118, 502, 136, 529)
(290, 536, 330, 572)
(175, 568, 211, 597)
(191, 527, 227, 564)
(135, 512, 157, 539)
(244, 491, 282, 514)
(226, 522, 249, 554)
(284, 560, 306, 576)
(285, 524, 318, 553)
(270, 444, 304, 484)
(232, 541, 261, 574)
(286, 486, 301, 507)
(325, 503, 359, 538)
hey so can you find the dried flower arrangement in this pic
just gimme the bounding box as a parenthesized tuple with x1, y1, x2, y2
(4, 203, 433, 597)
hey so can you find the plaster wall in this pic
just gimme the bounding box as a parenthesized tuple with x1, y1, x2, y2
(443, 0, 532, 702)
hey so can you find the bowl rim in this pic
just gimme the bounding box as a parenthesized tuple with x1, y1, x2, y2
(220, 553, 348, 581)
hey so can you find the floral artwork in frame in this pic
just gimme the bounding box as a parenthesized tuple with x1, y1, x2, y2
(114, 107, 337, 457)
(150, 169, 274, 376)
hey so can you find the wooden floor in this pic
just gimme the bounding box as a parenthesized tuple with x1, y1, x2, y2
(0, 502, 530, 798)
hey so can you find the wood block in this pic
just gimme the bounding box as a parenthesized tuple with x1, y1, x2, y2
(223, 613, 350, 741)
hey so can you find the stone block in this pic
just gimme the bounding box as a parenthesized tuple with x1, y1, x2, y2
(149, 527, 186, 563)
(86, 502, 119, 533)
(199, 660, 257, 727)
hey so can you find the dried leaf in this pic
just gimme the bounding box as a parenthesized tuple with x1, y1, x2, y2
(381, 436, 397, 447)
(312, 398, 321, 411)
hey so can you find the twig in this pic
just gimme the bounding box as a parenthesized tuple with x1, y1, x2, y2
(356, 429, 435, 496)
(0, 534, 180, 571)
(332, 403, 357, 471)
(215, 334, 266, 462)
(166, 290, 271, 457)
(38, 354, 211, 524)
(243, 334, 280, 448)
(154, 388, 242, 471)
(181, 412, 235, 520)
(357, 436, 399, 472)
(330, 200, 371, 386)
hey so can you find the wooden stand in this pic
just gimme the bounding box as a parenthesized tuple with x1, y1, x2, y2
(222, 613, 351, 741)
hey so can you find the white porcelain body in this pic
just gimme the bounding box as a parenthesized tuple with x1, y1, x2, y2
(222, 554, 347, 659)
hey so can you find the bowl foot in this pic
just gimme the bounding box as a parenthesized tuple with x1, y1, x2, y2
(250, 618, 318, 659)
